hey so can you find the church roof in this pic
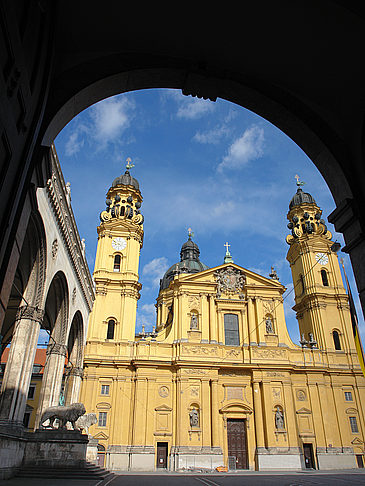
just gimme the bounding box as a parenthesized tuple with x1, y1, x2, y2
(112, 170, 139, 191)
(160, 237, 209, 290)
(289, 187, 317, 209)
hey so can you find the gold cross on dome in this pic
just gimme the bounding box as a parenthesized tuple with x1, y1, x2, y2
(295, 174, 305, 186)
(188, 228, 194, 239)
(224, 242, 230, 252)
(126, 157, 134, 170)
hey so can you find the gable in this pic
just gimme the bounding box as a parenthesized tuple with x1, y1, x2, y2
(178, 263, 285, 290)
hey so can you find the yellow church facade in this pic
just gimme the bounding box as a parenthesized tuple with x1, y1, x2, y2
(80, 168, 365, 471)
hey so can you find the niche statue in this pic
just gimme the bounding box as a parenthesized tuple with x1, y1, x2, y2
(275, 406, 285, 430)
(265, 316, 274, 334)
(190, 313, 198, 330)
(189, 407, 199, 427)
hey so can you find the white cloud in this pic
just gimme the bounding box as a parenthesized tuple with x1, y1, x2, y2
(142, 257, 169, 288)
(217, 125, 264, 172)
(193, 125, 231, 144)
(176, 98, 215, 119)
(90, 97, 134, 145)
(64, 123, 89, 156)
(162, 89, 215, 120)
(64, 96, 135, 156)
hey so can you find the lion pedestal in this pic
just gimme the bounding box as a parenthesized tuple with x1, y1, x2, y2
(23, 429, 89, 468)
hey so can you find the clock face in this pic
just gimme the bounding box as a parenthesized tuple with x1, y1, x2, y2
(112, 237, 126, 251)
(315, 252, 328, 265)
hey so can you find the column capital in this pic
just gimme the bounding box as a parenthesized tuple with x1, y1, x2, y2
(67, 366, 84, 378)
(15, 305, 44, 323)
(47, 343, 67, 357)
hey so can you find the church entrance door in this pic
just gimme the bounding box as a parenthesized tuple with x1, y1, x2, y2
(303, 443, 315, 469)
(227, 419, 248, 469)
(156, 442, 168, 468)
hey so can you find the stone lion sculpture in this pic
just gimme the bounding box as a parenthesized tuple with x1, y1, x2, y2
(75, 412, 97, 435)
(40, 402, 86, 430)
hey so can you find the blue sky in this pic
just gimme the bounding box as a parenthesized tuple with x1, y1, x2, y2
(53, 88, 364, 343)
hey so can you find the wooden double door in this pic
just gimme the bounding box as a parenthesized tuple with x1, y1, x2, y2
(227, 419, 248, 469)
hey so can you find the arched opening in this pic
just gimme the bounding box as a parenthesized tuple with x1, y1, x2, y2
(35, 271, 69, 425)
(106, 319, 115, 340)
(0, 211, 46, 427)
(64, 311, 84, 405)
(51, 86, 364, 343)
(321, 269, 329, 287)
(333, 330, 341, 351)
(113, 254, 121, 272)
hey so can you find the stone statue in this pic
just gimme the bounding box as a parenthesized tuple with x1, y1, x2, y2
(190, 313, 198, 330)
(40, 402, 86, 430)
(189, 407, 199, 427)
(275, 406, 285, 430)
(75, 412, 97, 436)
(265, 316, 274, 334)
(65, 182, 71, 205)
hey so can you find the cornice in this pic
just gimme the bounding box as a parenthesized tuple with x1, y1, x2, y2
(46, 145, 95, 310)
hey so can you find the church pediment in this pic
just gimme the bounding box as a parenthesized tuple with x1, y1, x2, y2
(155, 404, 172, 412)
(179, 263, 285, 290)
(93, 431, 109, 440)
(296, 407, 312, 414)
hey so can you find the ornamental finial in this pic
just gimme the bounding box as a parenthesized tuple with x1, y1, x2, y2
(126, 157, 134, 170)
(187, 227, 194, 240)
(294, 174, 305, 187)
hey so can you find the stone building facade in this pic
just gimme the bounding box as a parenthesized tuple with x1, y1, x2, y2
(0, 145, 94, 478)
(81, 169, 365, 471)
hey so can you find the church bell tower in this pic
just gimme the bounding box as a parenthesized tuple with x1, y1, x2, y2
(286, 178, 355, 352)
(86, 159, 144, 347)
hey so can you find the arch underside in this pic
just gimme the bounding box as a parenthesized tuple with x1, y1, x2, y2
(43, 63, 355, 209)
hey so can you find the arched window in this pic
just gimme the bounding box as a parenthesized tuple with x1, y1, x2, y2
(321, 269, 329, 286)
(107, 319, 115, 339)
(224, 314, 240, 346)
(333, 330, 341, 350)
(113, 254, 121, 272)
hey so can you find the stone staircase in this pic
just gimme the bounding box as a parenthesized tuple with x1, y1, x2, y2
(16, 462, 113, 480)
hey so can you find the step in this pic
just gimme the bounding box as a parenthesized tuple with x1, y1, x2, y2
(16, 464, 112, 480)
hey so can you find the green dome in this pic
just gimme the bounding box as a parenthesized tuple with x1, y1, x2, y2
(160, 237, 209, 290)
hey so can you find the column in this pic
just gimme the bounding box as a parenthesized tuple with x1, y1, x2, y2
(132, 376, 147, 445)
(201, 294, 209, 342)
(65, 366, 84, 405)
(247, 298, 257, 345)
(252, 381, 265, 449)
(0, 306, 43, 427)
(217, 310, 224, 344)
(201, 379, 210, 446)
(211, 379, 221, 447)
(36, 342, 68, 426)
(255, 298, 265, 344)
(283, 381, 299, 449)
(209, 295, 217, 343)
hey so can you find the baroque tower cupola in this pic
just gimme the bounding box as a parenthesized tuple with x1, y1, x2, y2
(86, 158, 144, 345)
(286, 175, 353, 352)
